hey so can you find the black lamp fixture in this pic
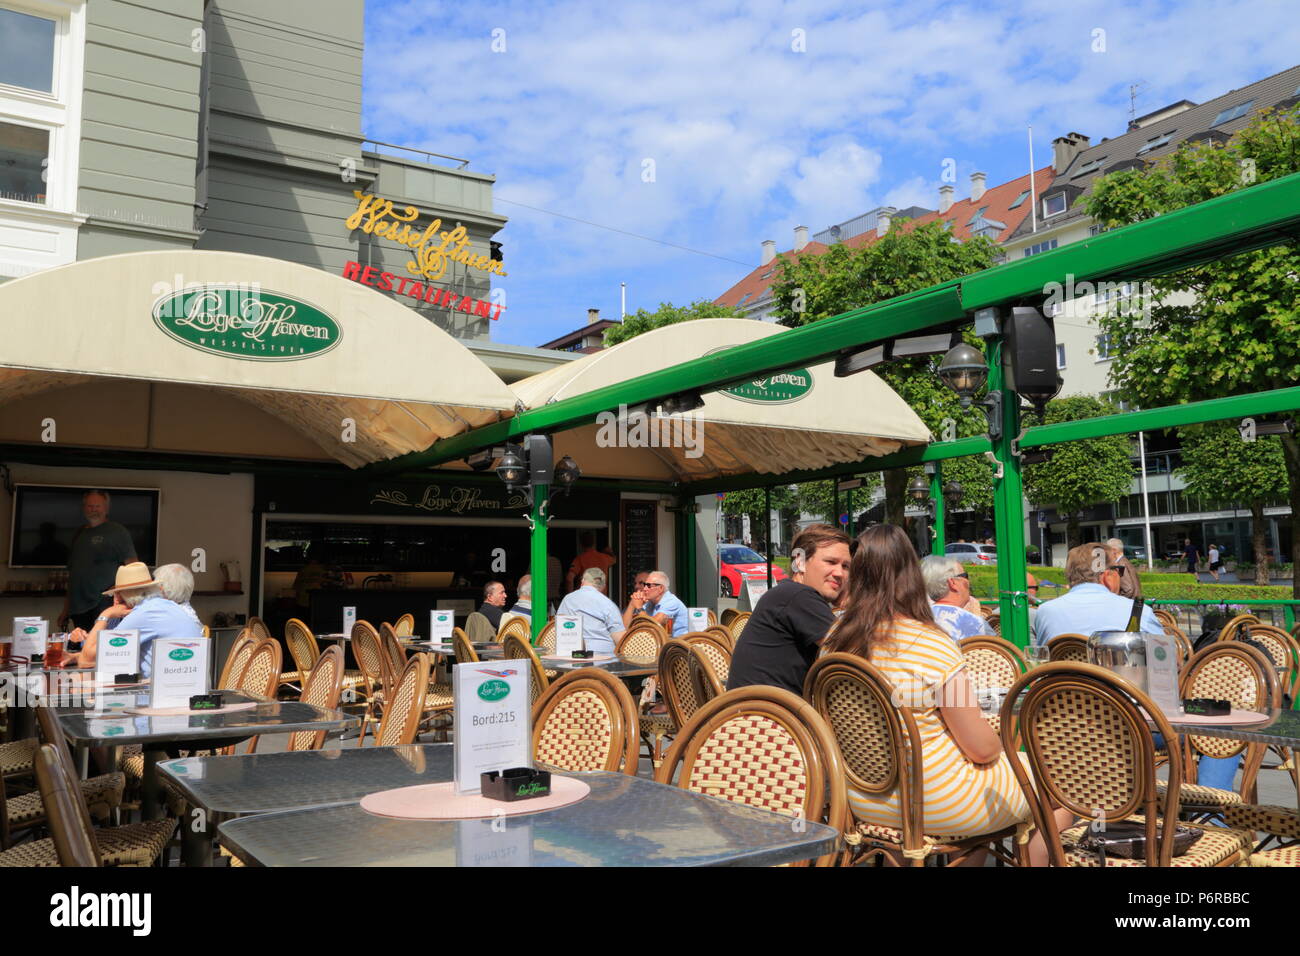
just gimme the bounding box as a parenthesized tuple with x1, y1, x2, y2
(937, 342, 988, 407)
(942, 479, 963, 508)
(906, 474, 931, 503)
(658, 390, 706, 416)
(495, 445, 528, 490)
(553, 455, 581, 492)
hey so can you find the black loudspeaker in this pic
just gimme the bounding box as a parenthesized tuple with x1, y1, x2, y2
(526, 434, 553, 486)
(1003, 306, 1059, 397)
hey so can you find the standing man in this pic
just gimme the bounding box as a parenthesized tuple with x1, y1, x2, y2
(1183, 538, 1201, 577)
(556, 568, 625, 654)
(639, 571, 689, 638)
(1208, 543, 1222, 582)
(1105, 538, 1142, 600)
(59, 490, 136, 632)
(920, 555, 990, 644)
(565, 532, 616, 595)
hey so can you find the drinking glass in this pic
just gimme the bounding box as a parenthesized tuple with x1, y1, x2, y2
(1023, 642, 1050, 669)
(45, 634, 66, 669)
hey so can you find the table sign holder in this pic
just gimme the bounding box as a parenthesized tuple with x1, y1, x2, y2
(342, 607, 357, 635)
(1143, 633, 1182, 716)
(150, 638, 211, 709)
(11, 617, 46, 663)
(738, 575, 769, 612)
(553, 615, 584, 656)
(688, 608, 709, 631)
(95, 630, 139, 691)
(430, 610, 454, 642)
(451, 660, 530, 795)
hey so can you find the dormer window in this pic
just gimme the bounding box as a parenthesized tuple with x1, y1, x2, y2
(1070, 156, 1109, 178)
(1212, 100, 1254, 126)
(1136, 131, 1175, 155)
(1007, 190, 1030, 209)
(1042, 193, 1067, 217)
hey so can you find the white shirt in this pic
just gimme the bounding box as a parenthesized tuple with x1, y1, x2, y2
(1208, 548, 1220, 563)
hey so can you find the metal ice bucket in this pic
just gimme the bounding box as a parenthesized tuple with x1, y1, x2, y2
(1087, 631, 1149, 695)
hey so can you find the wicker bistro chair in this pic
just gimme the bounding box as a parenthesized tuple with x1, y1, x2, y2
(33, 747, 99, 867)
(658, 640, 708, 731)
(618, 621, 672, 767)
(720, 608, 739, 629)
(657, 685, 847, 867)
(1153, 608, 1179, 632)
(1001, 661, 1251, 867)
(351, 621, 391, 746)
(1160, 643, 1280, 821)
(959, 635, 1027, 736)
(502, 633, 550, 708)
(247, 616, 273, 644)
(498, 615, 531, 645)
(805, 653, 1027, 867)
(374, 653, 432, 747)
(394, 613, 415, 638)
(229, 637, 282, 755)
(1046, 633, 1090, 663)
(217, 629, 256, 690)
(1219, 613, 1261, 644)
(532, 669, 639, 775)
(706, 608, 718, 627)
(1223, 623, 1300, 698)
(452, 627, 480, 663)
(279, 618, 320, 694)
(684, 631, 732, 685)
(534, 619, 557, 655)
(1223, 803, 1300, 862)
(728, 611, 752, 643)
(286, 646, 345, 752)
(1170, 627, 1194, 665)
(702, 624, 736, 653)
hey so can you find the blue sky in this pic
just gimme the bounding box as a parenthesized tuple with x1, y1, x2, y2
(361, 0, 1299, 348)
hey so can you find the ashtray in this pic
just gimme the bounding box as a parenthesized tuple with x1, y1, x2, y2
(189, 693, 223, 711)
(115, 673, 141, 684)
(571, 650, 594, 659)
(481, 767, 551, 802)
(29, 653, 43, 665)
(1182, 698, 1230, 716)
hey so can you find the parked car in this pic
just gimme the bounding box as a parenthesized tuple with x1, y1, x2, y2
(945, 542, 997, 565)
(718, 545, 787, 597)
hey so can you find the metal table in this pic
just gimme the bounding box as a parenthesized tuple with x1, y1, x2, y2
(1167, 708, 1300, 811)
(218, 771, 839, 867)
(479, 646, 658, 679)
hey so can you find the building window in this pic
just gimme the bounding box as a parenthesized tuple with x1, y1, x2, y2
(1007, 189, 1029, 209)
(1212, 100, 1254, 126)
(1089, 223, 1110, 236)
(0, 6, 56, 92)
(1096, 334, 1114, 361)
(1042, 193, 1067, 217)
(967, 206, 988, 226)
(1024, 238, 1058, 257)
(1071, 156, 1109, 178)
(760, 269, 773, 280)
(1136, 131, 1175, 155)
(1055, 344, 1066, 369)
(0, 119, 49, 204)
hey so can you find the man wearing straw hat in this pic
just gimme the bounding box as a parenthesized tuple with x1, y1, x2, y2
(62, 561, 202, 676)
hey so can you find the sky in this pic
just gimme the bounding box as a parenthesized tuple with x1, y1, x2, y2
(360, 0, 1300, 348)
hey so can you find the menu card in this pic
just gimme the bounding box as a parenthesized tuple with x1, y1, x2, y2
(1144, 633, 1182, 716)
(688, 608, 709, 632)
(95, 629, 140, 687)
(11, 617, 46, 661)
(553, 615, 584, 656)
(342, 606, 357, 635)
(741, 576, 769, 611)
(149, 638, 210, 709)
(452, 661, 530, 794)
(430, 610, 454, 642)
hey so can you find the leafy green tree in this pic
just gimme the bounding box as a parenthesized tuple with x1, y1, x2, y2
(1176, 424, 1288, 585)
(602, 299, 736, 346)
(718, 486, 794, 552)
(770, 220, 1000, 526)
(1086, 103, 1300, 594)
(1021, 396, 1136, 549)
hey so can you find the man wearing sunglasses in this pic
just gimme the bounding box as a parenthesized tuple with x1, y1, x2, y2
(920, 555, 992, 644)
(1105, 538, 1142, 600)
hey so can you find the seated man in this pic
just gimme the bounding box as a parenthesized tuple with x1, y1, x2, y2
(920, 555, 990, 644)
(508, 575, 532, 618)
(638, 570, 689, 638)
(621, 571, 651, 628)
(466, 581, 507, 642)
(64, 562, 203, 676)
(555, 567, 625, 654)
(1032, 543, 1163, 647)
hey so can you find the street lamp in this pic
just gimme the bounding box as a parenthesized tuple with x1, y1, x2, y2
(937, 342, 988, 407)
(943, 480, 963, 509)
(553, 455, 581, 493)
(907, 475, 930, 502)
(495, 447, 528, 490)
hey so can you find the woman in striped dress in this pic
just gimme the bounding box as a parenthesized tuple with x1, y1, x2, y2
(822, 524, 1072, 866)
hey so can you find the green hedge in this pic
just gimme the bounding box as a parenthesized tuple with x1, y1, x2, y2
(967, 565, 1293, 603)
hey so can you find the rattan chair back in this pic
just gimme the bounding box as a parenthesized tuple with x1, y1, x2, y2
(1180, 642, 1279, 766)
(502, 633, 549, 707)
(616, 620, 668, 660)
(351, 620, 389, 698)
(237, 637, 282, 698)
(1220, 613, 1261, 643)
(532, 668, 639, 774)
(984, 612, 1001, 635)
(657, 685, 847, 866)
(706, 608, 718, 627)
(498, 614, 530, 644)
(702, 624, 735, 651)
(284, 618, 320, 676)
(959, 635, 1026, 689)
(287, 646, 345, 752)
(720, 608, 739, 628)
(379, 622, 408, 677)
(394, 613, 415, 637)
(247, 616, 272, 643)
(217, 629, 256, 689)
(34, 746, 100, 867)
(375, 653, 431, 747)
(452, 626, 479, 663)
(1223, 624, 1299, 697)
(535, 619, 557, 655)
(1046, 633, 1089, 663)
(1170, 627, 1194, 665)
(1002, 661, 1182, 866)
(658, 640, 707, 729)
(684, 632, 732, 685)
(728, 611, 752, 643)
(1153, 608, 1179, 631)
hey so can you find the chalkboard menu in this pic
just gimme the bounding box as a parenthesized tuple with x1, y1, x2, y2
(620, 499, 658, 605)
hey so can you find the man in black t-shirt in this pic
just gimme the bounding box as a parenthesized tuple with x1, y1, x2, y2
(727, 524, 851, 696)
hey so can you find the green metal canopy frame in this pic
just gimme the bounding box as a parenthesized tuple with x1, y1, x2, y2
(376, 171, 1300, 643)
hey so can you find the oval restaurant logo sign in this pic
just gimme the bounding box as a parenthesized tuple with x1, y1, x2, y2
(108, 637, 128, 647)
(168, 648, 195, 662)
(152, 285, 341, 361)
(477, 679, 510, 702)
(562, 621, 576, 630)
(721, 369, 814, 404)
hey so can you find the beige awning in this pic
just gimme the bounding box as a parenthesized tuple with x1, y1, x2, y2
(511, 319, 932, 482)
(0, 251, 518, 467)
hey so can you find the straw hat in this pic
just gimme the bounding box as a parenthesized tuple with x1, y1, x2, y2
(103, 561, 157, 595)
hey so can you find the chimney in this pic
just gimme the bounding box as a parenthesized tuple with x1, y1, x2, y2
(793, 225, 809, 251)
(939, 185, 954, 214)
(761, 239, 776, 265)
(970, 172, 986, 202)
(587, 308, 600, 325)
(876, 207, 895, 237)
(1051, 131, 1091, 173)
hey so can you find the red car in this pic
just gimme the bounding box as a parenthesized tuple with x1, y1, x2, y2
(719, 545, 787, 597)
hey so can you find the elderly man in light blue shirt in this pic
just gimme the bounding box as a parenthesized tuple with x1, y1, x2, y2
(641, 570, 690, 637)
(556, 567, 626, 654)
(1032, 543, 1163, 647)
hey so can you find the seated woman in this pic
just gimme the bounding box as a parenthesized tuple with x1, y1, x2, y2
(822, 525, 1071, 866)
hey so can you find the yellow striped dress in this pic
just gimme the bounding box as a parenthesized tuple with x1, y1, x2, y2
(847, 617, 1031, 840)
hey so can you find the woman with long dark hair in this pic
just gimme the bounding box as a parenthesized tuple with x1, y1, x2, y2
(824, 524, 1069, 865)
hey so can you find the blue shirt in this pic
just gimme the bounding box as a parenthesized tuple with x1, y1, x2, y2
(930, 603, 987, 644)
(117, 596, 205, 677)
(556, 586, 625, 654)
(1031, 583, 1163, 647)
(644, 589, 689, 637)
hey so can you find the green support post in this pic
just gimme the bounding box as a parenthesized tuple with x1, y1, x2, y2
(674, 497, 699, 606)
(929, 463, 945, 556)
(764, 486, 773, 587)
(833, 485, 840, 530)
(987, 340, 1031, 649)
(530, 482, 549, 642)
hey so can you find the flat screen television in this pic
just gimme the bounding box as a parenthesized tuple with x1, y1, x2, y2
(10, 484, 160, 569)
